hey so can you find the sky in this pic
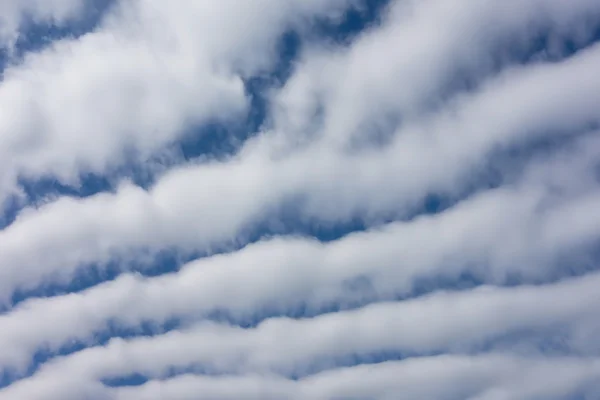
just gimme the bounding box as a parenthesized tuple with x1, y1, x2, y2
(1, 0, 600, 399)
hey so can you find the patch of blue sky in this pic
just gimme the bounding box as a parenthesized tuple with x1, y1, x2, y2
(180, 0, 392, 161)
(567, 383, 600, 400)
(312, 0, 389, 44)
(475, 326, 578, 357)
(0, 173, 113, 230)
(101, 373, 149, 388)
(283, 350, 433, 382)
(5, 248, 184, 309)
(410, 15, 600, 121)
(0, 317, 182, 389)
(339, 15, 600, 158)
(0, 0, 115, 69)
(101, 362, 241, 389)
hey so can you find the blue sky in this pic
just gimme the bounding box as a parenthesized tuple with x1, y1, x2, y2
(1, 0, 600, 399)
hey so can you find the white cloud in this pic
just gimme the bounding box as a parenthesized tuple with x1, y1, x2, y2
(2, 0, 600, 397)
(5, 349, 600, 399)
(2, 39, 600, 300)
(1, 116, 600, 379)
(271, 0, 600, 149)
(0, 0, 357, 200)
(2, 244, 600, 378)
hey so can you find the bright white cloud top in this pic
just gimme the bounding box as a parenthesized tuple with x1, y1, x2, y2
(1, 0, 600, 399)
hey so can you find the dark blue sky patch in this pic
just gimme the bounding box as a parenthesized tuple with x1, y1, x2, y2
(0, 340, 94, 390)
(286, 350, 439, 381)
(496, 121, 599, 162)
(179, 31, 301, 162)
(1, 146, 183, 230)
(204, 298, 375, 331)
(311, 0, 389, 46)
(0, 373, 11, 391)
(2, 171, 140, 231)
(565, 381, 600, 400)
(177, 120, 250, 163)
(18, 173, 113, 199)
(240, 31, 302, 132)
(253, 209, 370, 243)
(5, 249, 188, 311)
(101, 357, 250, 389)
(101, 373, 148, 388)
(546, 241, 600, 280)
(101, 365, 238, 389)
(0, 343, 84, 389)
(199, 272, 485, 331)
(469, 325, 580, 357)
(7, 262, 120, 312)
(425, 15, 600, 116)
(244, 191, 451, 247)
(101, 318, 183, 344)
(0, 173, 111, 230)
(509, 13, 600, 65)
(0, 0, 115, 72)
(151, 33, 302, 165)
(448, 126, 600, 212)
(0, 318, 182, 389)
(0, 195, 24, 231)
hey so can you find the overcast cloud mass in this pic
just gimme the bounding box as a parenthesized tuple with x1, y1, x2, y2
(1, 0, 600, 399)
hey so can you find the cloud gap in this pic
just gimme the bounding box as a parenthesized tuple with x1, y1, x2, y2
(398, 14, 600, 128)
(0, 0, 116, 70)
(0, 318, 182, 389)
(5, 249, 188, 310)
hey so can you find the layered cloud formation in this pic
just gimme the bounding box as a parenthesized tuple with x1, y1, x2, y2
(1, 0, 600, 399)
